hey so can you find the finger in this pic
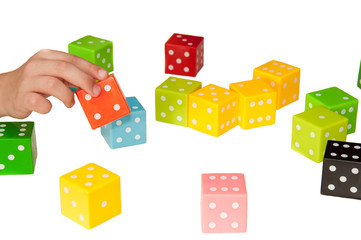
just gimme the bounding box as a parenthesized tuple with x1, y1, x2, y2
(24, 92, 52, 115)
(29, 58, 102, 97)
(27, 76, 75, 108)
(35, 49, 108, 80)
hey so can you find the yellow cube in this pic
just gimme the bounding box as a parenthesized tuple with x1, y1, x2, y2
(230, 80, 277, 129)
(59, 163, 121, 229)
(188, 84, 239, 137)
(253, 60, 300, 109)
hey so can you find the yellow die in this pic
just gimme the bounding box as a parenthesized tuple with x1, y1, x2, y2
(59, 163, 121, 229)
(230, 80, 277, 129)
(188, 84, 239, 137)
(253, 60, 300, 109)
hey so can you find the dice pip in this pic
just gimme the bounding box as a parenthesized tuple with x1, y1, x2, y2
(253, 60, 300, 109)
(101, 97, 146, 149)
(201, 173, 247, 233)
(165, 33, 204, 77)
(60, 163, 121, 229)
(291, 106, 348, 163)
(321, 140, 361, 200)
(230, 80, 277, 129)
(305, 87, 358, 134)
(0, 122, 37, 175)
(68, 35, 113, 73)
(76, 74, 130, 130)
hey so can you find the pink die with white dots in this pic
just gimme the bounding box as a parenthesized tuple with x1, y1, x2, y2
(201, 173, 247, 233)
(165, 33, 204, 77)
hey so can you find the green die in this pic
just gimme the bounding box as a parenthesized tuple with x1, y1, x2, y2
(291, 106, 348, 163)
(155, 76, 202, 126)
(0, 122, 37, 175)
(68, 35, 113, 73)
(305, 87, 358, 134)
(358, 60, 361, 89)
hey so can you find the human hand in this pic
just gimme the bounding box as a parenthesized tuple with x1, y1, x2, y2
(0, 49, 108, 119)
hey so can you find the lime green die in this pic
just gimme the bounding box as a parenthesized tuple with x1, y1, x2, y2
(0, 122, 37, 175)
(305, 87, 358, 134)
(155, 77, 202, 126)
(291, 106, 348, 163)
(68, 35, 113, 73)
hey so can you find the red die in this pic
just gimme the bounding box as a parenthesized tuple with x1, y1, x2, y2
(165, 33, 204, 77)
(76, 74, 130, 130)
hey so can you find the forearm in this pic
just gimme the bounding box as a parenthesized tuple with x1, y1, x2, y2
(0, 71, 13, 118)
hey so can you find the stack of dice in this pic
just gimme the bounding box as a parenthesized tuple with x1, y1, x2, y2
(156, 33, 301, 137)
(68, 35, 146, 149)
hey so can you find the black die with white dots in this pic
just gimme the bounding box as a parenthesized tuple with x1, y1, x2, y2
(321, 140, 361, 200)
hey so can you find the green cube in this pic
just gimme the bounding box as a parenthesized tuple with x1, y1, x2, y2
(0, 122, 37, 175)
(291, 106, 348, 163)
(155, 76, 202, 126)
(68, 35, 113, 73)
(305, 87, 358, 134)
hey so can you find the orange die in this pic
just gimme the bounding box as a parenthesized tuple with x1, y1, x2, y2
(76, 74, 130, 129)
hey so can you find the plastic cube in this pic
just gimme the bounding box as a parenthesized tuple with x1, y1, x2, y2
(253, 60, 300, 109)
(188, 84, 239, 137)
(201, 173, 247, 233)
(0, 122, 37, 175)
(155, 76, 202, 126)
(76, 74, 130, 130)
(305, 87, 358, 134)
(291, 106, 348, 163)
(59, 163, 121, 229)
(230, 80, 277, 129)
(165, 33, 204, 77)
(101, 97, 146, 149)
(68, 35, 113, 72)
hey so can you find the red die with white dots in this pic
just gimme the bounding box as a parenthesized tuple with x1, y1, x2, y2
(201, 173, 247, 233)
(76, 74, 130, 130)
(165, 33, 204, 77)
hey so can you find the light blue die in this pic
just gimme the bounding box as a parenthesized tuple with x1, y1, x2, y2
(101, 97, 146, 149)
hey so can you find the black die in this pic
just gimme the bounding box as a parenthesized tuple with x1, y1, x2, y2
(321, 140, 361, 200)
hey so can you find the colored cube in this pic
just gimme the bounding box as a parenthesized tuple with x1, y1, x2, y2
(321, 140, 361, 200)
(201, 173, 247, 233)
(230, 80, 277, 129)
(291, 106, 348, 163)
(76, 74, 130, 130)
(188, 85, 239, 137)
(68, 35, 113, 72)
(0, 122, 37, 175)
(253, 60, 300, 109)
(60, 163, 121, 229)
(305, 87, 358, 134)
(165, 33, 204, 77)
(155, 76, 202, 126)
(101, 97, 146, 149)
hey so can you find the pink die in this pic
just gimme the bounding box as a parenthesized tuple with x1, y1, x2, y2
(165, 33, 204, 77)
(201, 173, 247, 233)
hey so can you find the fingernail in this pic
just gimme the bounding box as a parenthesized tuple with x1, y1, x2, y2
(93, 84, 101, 96)
(98, 69, 108, 79)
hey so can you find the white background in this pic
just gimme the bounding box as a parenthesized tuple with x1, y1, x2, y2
(1, 0, 361, 239)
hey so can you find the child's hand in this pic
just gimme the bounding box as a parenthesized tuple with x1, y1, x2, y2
(0, 49, 108, 119)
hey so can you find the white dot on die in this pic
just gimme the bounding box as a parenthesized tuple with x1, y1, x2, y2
(250, 102, 255, 107)
(168, 50, 174, 55)
(296, 124, 301, 130)
(168, 65, 174, 70)
(18, 145, 25, 151)
(70, 175, 77, 179)
(207, 125, 212, 130)
(169, 106, 174, 111)
(8, 155, 14, 160)
(125, 127, 131, 133)
(176, 58, 182, 64)
(209, 203, 216, 209)
(249, 118, 254, 124)
(85, 94, 92, 101)
(177, 99, 182, 105)
(192, 119, 197, 125)
(177, 116, 182, 121)
(309, 149, 314, 155)
(79, 215, 84, 221)
(103, 174, 109, 178)
(85, 182, 92, 186)
(104, 85, 111, 91)
(295, 142, 300, 148)
(351, 187, 358, 193)
(232, 202, 239, 209)
(339, 127, 344, 132)
(116, 120, 122, 126)
(207, 108, 212, 114)
(352, 168, 359, 174)
(94, 113, 101, 120)
(113, 104, 120, 111)
(0, 164, 5, 170)
(210, 187, 217, 191)
(310, 132, 315, 138)
(231, 222, 239, 229)
(86, 174, 93, 178)
(72, 201, 77, 207)
(184, 52, 190, 57)
(64, 187, 69, 194)
(221, 187, 228, 191)
(340, 176, 347, 182)
(209, 222, 216, 229)
(184, 67, 189, 72)
(325, 132, 330, 138)
(102, 201, 107, 208)
(209, 176, 216, 180)
(328, 184, 335, 191)
(88, 167, 94, 171)
(220, 212, 228, 219)
(329, 165, 336, 172)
